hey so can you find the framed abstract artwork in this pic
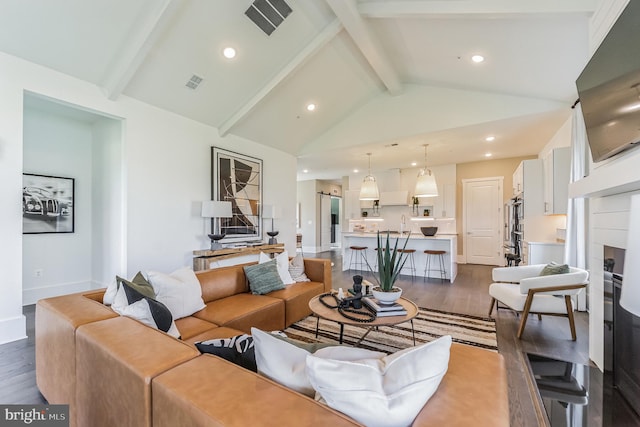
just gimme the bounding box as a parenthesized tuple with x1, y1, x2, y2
(22, 173, 75, 234)
(211, 147, 263, 243)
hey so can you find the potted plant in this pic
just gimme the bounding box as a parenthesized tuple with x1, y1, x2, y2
(368, 231, 411, 304)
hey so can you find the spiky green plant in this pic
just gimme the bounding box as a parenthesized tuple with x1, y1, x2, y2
(368, 231, 411, 291)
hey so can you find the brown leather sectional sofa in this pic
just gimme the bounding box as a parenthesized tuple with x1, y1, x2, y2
(35, 258, 509, 427)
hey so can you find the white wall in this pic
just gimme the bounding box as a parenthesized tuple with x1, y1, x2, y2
(0, 52, 297, 344)
(22, 107, 94, 304)
(538, 115, 572, 160)
(91, 117, 124, 288)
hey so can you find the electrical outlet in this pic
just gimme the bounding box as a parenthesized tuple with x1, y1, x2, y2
(34, 269, 43, 278)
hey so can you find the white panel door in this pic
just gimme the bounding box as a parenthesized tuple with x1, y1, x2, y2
(464, 178, 503, 265)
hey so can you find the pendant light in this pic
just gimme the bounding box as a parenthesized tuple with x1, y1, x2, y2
(414, 144, 438, 197)
(359, 153, 380, 200)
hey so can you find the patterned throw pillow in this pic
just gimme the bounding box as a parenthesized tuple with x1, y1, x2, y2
(111, 277, 180, 338)
(288, 253, 310, 282)
(244, 259, 285, 295)
(196, 334, 256, 372)
(539, 263, 570, 276)
(104, 271, 154, 305)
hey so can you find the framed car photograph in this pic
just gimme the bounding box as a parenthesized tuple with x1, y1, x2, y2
(211, 147, 262, 243)
(23, 173, 75, 234)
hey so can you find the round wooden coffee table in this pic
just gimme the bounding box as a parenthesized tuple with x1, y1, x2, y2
(308, 295, 419, 345)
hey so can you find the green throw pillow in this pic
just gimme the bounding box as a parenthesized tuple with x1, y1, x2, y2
(539, 263, 570, 276)
(244, 259, 285, 295)
(116, 271, 155, 299)
(272, 333, 335, 353)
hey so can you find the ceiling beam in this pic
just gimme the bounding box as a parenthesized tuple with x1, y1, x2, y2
(218, 19, 342, 137)
(325, 0, 402, 95)
(101, 0, 185, 100)
(358, 0, 598, 18)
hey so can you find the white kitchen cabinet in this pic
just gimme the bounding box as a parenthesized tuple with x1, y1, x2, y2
(513, 162, 524, 196)
(527, 242, 565, 265)
(344, 190, 360, 220)
(431, 183, 455, 218)
(515, 159, 544, 218)
(543, 147, 571, 215)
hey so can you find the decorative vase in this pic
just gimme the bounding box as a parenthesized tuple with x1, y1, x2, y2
(372, 286, 402, 304)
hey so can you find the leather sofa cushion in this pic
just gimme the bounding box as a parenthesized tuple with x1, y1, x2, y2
(35, 293, 118, 426)
(75, 316, 200, 427)
(412, 343, 509, 426)
(152, 354, 363, 427)
(194, 293, 285, 333)
(196, 263, 251, 303)
(268, 282, 324, 327)
(175, 316, 219, 341)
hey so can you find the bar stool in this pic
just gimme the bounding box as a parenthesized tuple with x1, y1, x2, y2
(396, 249, 416, 278)
(424, 250, 447, 282)
(348, 246, 368, 273)
(373, 247, 386, 270)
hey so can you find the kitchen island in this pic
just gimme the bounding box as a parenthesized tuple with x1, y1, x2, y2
(342, 232, 457, 283)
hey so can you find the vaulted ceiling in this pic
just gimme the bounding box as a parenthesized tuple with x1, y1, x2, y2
(0, 0, 595, 180)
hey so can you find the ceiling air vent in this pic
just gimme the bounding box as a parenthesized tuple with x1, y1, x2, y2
(185, 74, 203, 90)
(245, 0, 292, 36)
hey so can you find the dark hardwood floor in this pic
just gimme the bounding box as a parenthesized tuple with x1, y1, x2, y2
(0, 250, 590, 426)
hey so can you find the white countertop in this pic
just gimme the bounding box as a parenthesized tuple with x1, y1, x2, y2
(343, 232, 456, 240)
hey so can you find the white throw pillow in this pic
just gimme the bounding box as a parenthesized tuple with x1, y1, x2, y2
(102, 278, 118, 305)
(306, 335, 452, 427)
(251, 328, 382, 397)
(259, 251, 294, 285)
(288, 253, 310, 282)
(147, 267, 206, 320)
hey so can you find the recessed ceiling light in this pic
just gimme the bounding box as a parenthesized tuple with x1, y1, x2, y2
(223, 47, 236, 59)
(485, 135, 495, 142)
(306, 103, 316, 112)
(353, 169, 359, 173)
(471, 54, 485, 63)
(303, 169, 309, 173)
(411, 162, 417, 167)
(485, 153, 492, 157)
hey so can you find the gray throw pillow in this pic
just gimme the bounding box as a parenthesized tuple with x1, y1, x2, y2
(539, 263, 570, 276)
(244, 259, 285, 295)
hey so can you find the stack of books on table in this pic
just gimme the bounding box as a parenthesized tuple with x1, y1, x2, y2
(362, 297, 407, 317)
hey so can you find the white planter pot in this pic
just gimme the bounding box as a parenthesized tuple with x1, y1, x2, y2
(372, 287, 402, 304)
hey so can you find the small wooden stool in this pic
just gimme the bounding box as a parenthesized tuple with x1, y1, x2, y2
(424, 250, 447, 282)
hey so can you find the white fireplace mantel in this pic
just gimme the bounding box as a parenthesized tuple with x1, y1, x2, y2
(569, 146, 640, 198)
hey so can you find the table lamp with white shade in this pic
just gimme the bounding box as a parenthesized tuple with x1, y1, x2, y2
(263, 204, 280, 244)
(201, 200, 233, 250)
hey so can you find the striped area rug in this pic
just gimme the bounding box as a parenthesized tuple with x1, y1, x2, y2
(284, 307, 497, 354)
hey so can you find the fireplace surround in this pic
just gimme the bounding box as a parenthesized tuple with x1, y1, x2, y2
(603, 246, 640, 420)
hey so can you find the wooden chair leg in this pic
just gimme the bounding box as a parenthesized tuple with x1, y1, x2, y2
(488, 297, 497, 316)
(517, 291, 535, 339)
(565, 295, 577, 341)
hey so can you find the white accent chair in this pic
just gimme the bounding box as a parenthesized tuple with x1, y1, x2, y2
(488, 264, 589, 340)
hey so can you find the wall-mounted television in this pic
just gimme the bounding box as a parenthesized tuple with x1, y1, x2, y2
(576, 0, 640, 163)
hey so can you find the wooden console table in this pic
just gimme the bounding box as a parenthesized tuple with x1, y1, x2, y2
(193, 243, 285, 271)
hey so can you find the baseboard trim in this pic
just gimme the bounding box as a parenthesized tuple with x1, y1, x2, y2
(23, 281, 95, 306)
(0, 315, 27, 345)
